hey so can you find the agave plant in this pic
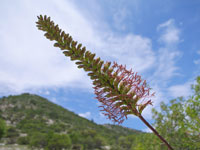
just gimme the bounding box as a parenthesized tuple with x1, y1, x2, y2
(36, 15, 174, 150)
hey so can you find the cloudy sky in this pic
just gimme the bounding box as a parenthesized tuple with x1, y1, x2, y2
(0, 0, 200, 131)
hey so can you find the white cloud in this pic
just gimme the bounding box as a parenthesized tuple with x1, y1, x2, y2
(50, 97, 58, 103)
(78, 112, 91, 119)
(0, 0, 156, 96)
(157, 19, 180, 45)
(152, 48, 181, 82)
(194, 59, 200, 65)
(98, 34, 155, 72)
(106, 0, 140, 31)
(99, 112, 105, 118)
(142, 127, 153, 133)
(194, 50, 200, 65)
(151, 19, 182, 84)
(113, 7, 130, 30)
(0, 0, 94, 95)
(168, 81, 192, 98)
(44, 90, 50, 95)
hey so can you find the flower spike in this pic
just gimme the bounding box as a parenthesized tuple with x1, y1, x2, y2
(36, 15, 154, 124)
(36, 15, 174, 150)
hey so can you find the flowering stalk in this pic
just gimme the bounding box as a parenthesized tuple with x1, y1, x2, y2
(36, 15, 174, 150)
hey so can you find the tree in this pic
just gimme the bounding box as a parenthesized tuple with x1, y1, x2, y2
(17, 136, 29, 145)
(0, 118, 6, 139)
(69, 129, 106, 149)
(131, 143, 145, 150)
(29, 132, 48, 148)
(152, 76, 200, 149)
(5, 126, 19, 138)
(184, 76, 200, 148)
(46, 133, 71, 150)
(117, 135, 137, 150)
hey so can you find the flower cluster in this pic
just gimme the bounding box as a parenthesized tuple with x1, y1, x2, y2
(94, 62, 154, 124)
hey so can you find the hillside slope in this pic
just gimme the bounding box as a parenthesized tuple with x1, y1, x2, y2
(0, 93, 143, 150)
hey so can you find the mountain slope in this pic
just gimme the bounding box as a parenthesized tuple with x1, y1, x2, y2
(0, 93, 141, 134)
(0, 93, 143, 150)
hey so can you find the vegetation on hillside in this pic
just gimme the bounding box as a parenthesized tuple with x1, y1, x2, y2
(0, 93, 143, 150)
(0, 118, 6, 139)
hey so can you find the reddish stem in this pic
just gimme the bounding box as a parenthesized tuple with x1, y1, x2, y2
(138, 114, 174, 150)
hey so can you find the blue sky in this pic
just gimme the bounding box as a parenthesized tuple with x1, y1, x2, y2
(0, 0, 200, 132)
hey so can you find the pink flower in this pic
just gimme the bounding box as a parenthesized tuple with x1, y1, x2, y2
(93, 62, 154, 124)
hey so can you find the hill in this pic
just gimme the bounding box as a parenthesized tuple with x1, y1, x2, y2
(0, 93, 144, 150)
